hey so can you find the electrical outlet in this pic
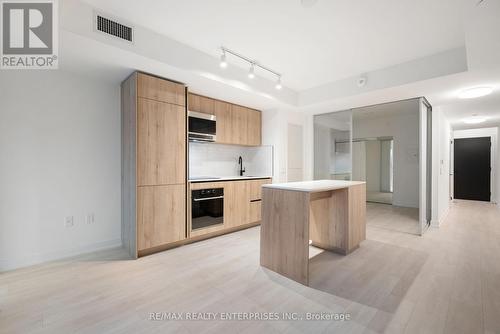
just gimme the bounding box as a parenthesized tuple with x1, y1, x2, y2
(64, 216, 74, 228)
(85, 213, 95, 225)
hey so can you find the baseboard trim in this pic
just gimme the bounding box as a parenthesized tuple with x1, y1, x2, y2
(0, 238, 122, 272)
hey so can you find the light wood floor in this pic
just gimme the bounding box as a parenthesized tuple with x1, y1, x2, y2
(1, 200, 499, 334)
(367, 203, 420, 235)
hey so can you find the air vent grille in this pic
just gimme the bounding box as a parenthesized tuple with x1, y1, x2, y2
(96, 15, 132, 42)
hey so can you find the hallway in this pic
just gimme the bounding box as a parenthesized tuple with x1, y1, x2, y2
(367, 200, 500, 333)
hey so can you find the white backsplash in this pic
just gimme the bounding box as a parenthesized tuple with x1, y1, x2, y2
(189, 142, 273, 178)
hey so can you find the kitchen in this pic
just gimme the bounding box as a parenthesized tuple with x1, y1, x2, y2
(122, 72, 275, 258)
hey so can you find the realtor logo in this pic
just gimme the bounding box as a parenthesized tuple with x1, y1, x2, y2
(1, 0, 58, 69)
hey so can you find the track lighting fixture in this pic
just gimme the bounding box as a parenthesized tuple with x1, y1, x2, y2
(248, 63, 255, 79)
(219, 50, 227, 68)
(218, 46, 283, 89)
(275, 76, 282, 90)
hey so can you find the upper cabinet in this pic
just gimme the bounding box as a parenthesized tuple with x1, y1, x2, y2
(188, 92, 261, 146)
(247, 109, 262, 146)
(188, 94, 215, 115)
(137, 73, 185, 106)
(214, 100, 233, 144)
(231, 105, 249, 146)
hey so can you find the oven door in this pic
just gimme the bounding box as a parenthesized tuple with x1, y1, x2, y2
(191, 188, 224, 230)
(188, 111, 216, 142)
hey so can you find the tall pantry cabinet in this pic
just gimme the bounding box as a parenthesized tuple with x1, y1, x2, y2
(122, 72, 187, 258)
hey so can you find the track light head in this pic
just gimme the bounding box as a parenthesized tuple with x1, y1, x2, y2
(248, 63, 255, 79)
(219, 50, 227, 68)
(275, 76, 282, 90)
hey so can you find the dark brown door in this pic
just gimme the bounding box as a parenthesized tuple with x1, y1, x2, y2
(454, 137, 491, 201)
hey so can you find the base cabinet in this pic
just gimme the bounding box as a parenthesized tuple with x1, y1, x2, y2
(137, 185, 186, 251)
(225, 181, 249, 229)
(188, 178, 272, 237)
(249, 201, 262, 223)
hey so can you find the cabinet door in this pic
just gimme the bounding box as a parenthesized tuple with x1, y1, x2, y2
(249, 201, 262, 223)
(137, 98, 186, 186)
(248, 179, 272, 201)
(247, 109, 262, 146)
(248, 179, 271, 223)
(231, 105, 248, 145)
(214, 100, 232, 144)
(137, 184, 186, 251)
(137, 73, 185, 106)
(225, 181, 249, 228)
(188, 93, 215, 115)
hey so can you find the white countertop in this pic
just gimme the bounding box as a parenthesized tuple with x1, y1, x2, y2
(262, 180, 365, 192)
(189, 176, 272, 183)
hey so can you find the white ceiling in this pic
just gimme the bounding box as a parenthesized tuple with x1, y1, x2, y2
(442, 93, 500, 130)
(81, 0, 466, 91)
(353, 99, 418, 120)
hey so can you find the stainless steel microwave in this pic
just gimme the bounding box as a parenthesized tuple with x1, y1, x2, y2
(188, 111, 216, 142)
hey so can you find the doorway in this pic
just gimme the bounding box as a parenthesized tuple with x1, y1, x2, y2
(454, 137, 491, 201)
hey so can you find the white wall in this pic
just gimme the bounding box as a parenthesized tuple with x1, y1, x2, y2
(287, 123, 304, 182)
(452, 127, 498, 204)
(353, 108, 420, 208)
(0, 70, 121, 271)
(261, 108, 306, 183)
(431, 107, 451, 227)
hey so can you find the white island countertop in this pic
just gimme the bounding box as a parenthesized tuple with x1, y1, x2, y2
(262, 180, 365, 193)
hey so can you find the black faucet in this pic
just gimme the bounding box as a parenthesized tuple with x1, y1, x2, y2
(238, 156, 246, 176)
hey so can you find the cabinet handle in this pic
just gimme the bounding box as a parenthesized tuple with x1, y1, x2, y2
(250, 199, 262, 203)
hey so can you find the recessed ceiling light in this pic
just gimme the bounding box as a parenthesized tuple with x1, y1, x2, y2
(463, 115, 487, 124)
(458, 86, 493, 99)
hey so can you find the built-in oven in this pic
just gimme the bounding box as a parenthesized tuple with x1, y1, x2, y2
(191, 188, 224, 230)
(188, 111, 216, 142)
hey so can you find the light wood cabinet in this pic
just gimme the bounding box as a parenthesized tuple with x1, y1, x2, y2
(248, 179, 271, 201)
(137, 98, 185, 186)
(188, 93, 215, 115)
(137, 185, 185, 251)
(187, 92, 261, 146)
(247, 109, 262, 146)
(214, 100, 233, 144)
(225, 181, 249, 228)
(248, 179, 272, 223)
(137, 73, 185, 106)
(231, 105, 249, 146)
(122, 72, 187, 258)
(188, 178, 272, 237)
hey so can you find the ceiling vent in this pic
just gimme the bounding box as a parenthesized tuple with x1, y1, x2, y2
(95, 14, 133, 43)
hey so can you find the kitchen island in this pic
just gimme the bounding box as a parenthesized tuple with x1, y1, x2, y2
(260, 180, 366, 285)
